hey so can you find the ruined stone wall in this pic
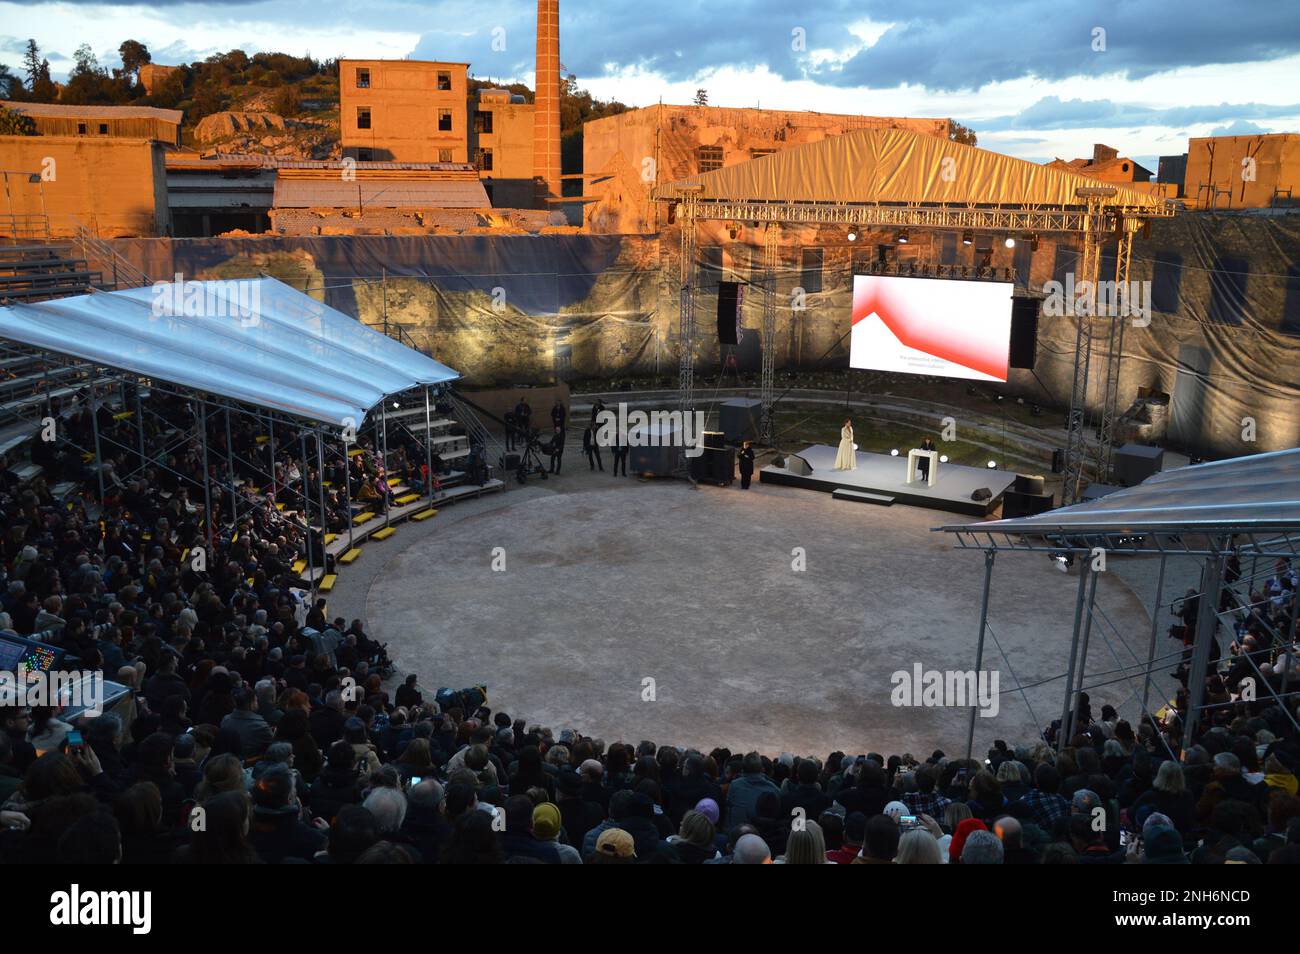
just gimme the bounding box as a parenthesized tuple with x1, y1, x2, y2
(103, 213, 1300, 456)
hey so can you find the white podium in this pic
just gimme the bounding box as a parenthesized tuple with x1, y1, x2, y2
(906, 449, 939, 487)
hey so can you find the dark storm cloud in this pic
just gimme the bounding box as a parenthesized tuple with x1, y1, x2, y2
(11, 0, 1300, 91)
(980, 96, 1300, 132)
(408, 0, 1300, 90)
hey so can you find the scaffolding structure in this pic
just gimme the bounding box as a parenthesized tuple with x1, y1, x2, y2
(658, 187, 1174, 498)
(938, 449, 1300, 760)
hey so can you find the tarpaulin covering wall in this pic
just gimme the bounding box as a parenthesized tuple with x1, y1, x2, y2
(103, 213, 1300, 456)
(1029, 212, 1300, 456)
(106, 234, 665, 387)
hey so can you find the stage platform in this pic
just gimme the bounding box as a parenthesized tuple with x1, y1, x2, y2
(759, 445, 1016, 517)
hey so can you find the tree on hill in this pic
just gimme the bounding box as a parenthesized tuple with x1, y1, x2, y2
(949, 121, 977, 147)
(271, 84, 300, 117)
(62, 44, 132, 105)
(118, 40, 151, 85)
(21, 39, 58, 102)
(693, 88, 708, 106)
(0, 105, 36, 135)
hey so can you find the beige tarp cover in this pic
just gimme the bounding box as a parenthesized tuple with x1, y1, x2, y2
(652, 126, 1170, 212)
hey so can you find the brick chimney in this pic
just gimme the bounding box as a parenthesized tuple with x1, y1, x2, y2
(533, 0, 562, 208)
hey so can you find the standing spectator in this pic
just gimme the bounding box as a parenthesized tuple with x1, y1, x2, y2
(737, 441, 755, 489)
(549, 426, 565, 475)
(582, 421, 604, 472)
(726, 752, 780, 829)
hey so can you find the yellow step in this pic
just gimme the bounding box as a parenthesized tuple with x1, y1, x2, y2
(112, 410, 134, 421)
(347, 448, 364, 457)
(372, 526, 396, 541)
(411, 508, 438, 522)
(386, 477, 403, 487)
(395, 493, 419, 505)
(324, 533, 337, 544)
(338, 548, 362, 564)
(318, 573, 338, 592)
(292, 559, 306, 573)
(255, 435, 269, 444)
(352, 511, 374, 525)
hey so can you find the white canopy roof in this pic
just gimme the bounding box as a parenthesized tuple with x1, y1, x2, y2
(0, 277, 457, 427)
(941, 448, 1300, 536)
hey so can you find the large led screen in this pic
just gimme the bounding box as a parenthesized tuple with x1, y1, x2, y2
(849, 274, 1014, 382)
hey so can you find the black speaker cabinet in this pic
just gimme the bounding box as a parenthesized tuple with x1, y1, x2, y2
(717, 281, 742, 344)
(1009, 297, 1040, 369)
(703, 430, 725, 449)
(1002, 490, 1055, 518)
(1013, 473, 1046, 495)
(1114, 443, 1164, 485)
(719, 398, 762, 443)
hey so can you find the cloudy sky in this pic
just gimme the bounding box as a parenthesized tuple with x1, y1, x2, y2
(4, 0, 1299, 170)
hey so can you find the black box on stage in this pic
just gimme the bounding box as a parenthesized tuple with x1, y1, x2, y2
(500, 453, 521, 471)
(1114, 443, 1164, 485)
(703, 430, 725, 449)
(690, 447, 735, 484)
(719, 398, 762, 443)
(1002, 490, 1055, 518)
(1013, 473, 1046, 495)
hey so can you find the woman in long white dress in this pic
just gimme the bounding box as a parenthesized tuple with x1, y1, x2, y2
(834, 418, 857, 470)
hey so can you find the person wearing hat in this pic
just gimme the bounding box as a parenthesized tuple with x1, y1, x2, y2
(532, 802, 581, 864)
(591, 828, 636, 864)
(1139, 824, 1189, 864)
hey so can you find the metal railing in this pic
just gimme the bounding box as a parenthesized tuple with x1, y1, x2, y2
(0, 213, 51, 245)
(73, 222, 152, 289)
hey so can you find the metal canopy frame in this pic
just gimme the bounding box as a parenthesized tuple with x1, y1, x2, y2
(660, 190, 1173, 491)
(939, 518, 1300, 760)
(0, 333, 447, 597)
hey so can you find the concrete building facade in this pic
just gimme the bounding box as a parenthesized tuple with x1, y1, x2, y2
(582, 105, 952, 233)
(339, 59, 470, 163)
(469, 88, 536, 209)
(1183, 133, 1300, 209)
(0, 135, 170, 237)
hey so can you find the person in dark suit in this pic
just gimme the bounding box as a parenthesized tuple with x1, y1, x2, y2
(917, 435, 937, 482)
(549, 426, 565, 474)
(738, 441, 755, 489)
(583, 423, 604, 472)
(611, 428, 628, 477)
(514, 396, 532, 448)
(504, 412, 517, 451)
(551, 399, 566, 432)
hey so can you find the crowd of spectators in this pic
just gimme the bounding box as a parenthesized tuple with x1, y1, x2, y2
(0, 391, 1298, 864)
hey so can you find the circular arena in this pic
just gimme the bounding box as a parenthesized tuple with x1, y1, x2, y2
(360, 471, 1158, 757)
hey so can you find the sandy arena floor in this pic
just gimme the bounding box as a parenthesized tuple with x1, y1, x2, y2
(362, 473, 1172, 758)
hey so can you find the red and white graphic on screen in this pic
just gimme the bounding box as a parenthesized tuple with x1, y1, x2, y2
(850, 275, 1012, 382)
